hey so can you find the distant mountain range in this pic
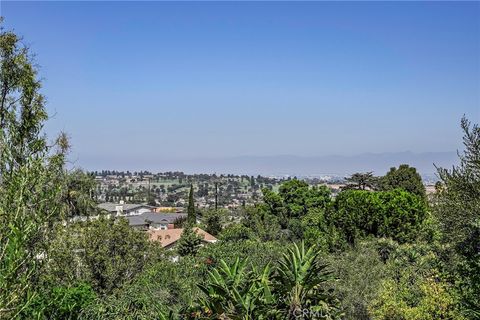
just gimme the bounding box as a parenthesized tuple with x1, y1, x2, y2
(82, 151, 459, 177)
(173, 151, 458, 176)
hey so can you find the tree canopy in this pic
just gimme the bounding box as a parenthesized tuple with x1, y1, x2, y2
(379, 164, 426, 199)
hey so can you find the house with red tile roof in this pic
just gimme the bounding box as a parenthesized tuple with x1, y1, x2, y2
(147, 227, 217, 249)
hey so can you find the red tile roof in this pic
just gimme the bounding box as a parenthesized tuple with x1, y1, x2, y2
(147, 227, 217, 248)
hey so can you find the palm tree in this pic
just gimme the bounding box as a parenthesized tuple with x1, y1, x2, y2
(343, 172, 377, 190)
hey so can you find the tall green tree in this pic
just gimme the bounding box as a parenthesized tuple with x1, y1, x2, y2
(0, 20, 68, 318)
(187, 184, 196, 224)
(434, 117, 480, 317)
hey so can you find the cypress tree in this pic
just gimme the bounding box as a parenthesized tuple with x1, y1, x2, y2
(187, 184, 195, 224)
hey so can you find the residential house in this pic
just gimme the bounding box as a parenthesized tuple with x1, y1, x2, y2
(148, 227, 217, 249)
(126, 212, 187, 230)
(97, 201, 155, 216)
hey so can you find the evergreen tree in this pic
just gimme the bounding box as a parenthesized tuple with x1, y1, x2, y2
(204, 209, 223, 236)
(177, 226, 203, 257)
(379, 164, 426, 199)
(187, 184, 195, 224)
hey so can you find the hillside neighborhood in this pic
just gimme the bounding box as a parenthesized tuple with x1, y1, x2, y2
(2, 2, 478, 319)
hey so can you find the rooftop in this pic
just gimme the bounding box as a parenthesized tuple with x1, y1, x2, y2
(97, 202, 154, 212)
(147, 227, 217, 248)
(125, 212, 187, 226)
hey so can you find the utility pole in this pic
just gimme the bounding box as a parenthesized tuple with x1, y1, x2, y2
(147, 177, 151, 203)
(214, 181, 218, 211)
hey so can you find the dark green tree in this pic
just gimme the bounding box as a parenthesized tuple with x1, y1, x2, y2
(218, 223, 254, 242)
(204, 209, 223, 236)
(280, 180, 331, 217)
(301, 208, 340, 251)
(177, 226, 203, 257)
(333, 189, 427, 244)
(187, 184, 196, 224)
(147, 194, 157, 206)
(241, 206, 283, 242)
(262, 179, 331, 228)
(379, 164, 426, 199)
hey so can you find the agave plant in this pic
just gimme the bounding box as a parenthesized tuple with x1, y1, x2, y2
(195, 258, 275, 319)
(273, 242, 341, 319)
(191, 242, 341, 320)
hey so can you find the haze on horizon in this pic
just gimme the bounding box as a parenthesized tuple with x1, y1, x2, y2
(2, 1, 479, 174)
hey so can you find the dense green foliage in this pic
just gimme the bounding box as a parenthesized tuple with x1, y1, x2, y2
(63, 170, 99, 218)
(379, 164, 427, 199)
(21, 283, 96, 319)
(190, 242, 340, 320)
(202, 209, 224, 236)
(177, 226, 204, 257)
(433, 117, 480, 318)
(51, 219, 154, 283)
(260, 178, 428, 249)
(333, 189, 427, 244)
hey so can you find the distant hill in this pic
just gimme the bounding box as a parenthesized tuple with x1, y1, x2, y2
(82, 151, 458, 177)
(173, 151, 458, 176)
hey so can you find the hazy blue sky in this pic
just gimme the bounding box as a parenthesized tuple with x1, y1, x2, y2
(2, 1, 479, 171)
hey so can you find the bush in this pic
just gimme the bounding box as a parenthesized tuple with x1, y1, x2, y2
(22, 283, 96, 320)
(333, 189, 427, 244)
(326, 240, 388, 320)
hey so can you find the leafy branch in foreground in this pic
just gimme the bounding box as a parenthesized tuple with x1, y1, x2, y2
(0, 19, 68, 318)
(434, 116, 480, 318)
